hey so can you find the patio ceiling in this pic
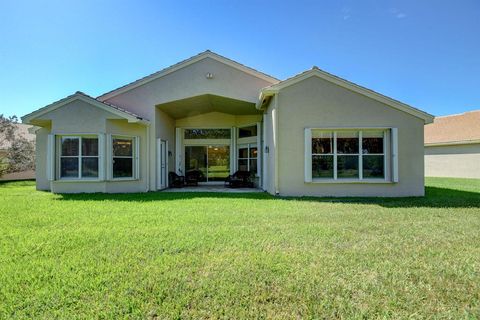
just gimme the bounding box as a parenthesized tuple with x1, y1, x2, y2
(156, 94, 262, 119)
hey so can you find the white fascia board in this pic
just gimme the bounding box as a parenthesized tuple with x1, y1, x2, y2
(425, 139, 480, 147)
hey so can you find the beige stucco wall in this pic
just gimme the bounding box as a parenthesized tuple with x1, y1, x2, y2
(274, 76, 426, 197)
(425, 144, 480, 179)
(262, 96, 276, 194)
(175, 112, 261, 128)
(33, 100, 149, 193)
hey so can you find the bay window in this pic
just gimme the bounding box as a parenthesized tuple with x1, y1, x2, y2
(307, 129, 389, 182)
(59, 136, 99, 179)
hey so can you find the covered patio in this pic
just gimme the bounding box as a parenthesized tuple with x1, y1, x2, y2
(156, 93, 263, 190)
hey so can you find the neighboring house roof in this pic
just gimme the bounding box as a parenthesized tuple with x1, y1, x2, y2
(425, 110, 480, 146)
(22, 91, 148, 125)
(97, 50, 280, 101)
(257, 67, 434, 124)
(0, 123, 35, 151)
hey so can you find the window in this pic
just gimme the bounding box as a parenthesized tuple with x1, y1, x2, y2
(238, 125, 257, 138)
(238, 144, 257, 174)
(60, 136, 99, 179)
(309, 129, 386, 181)
(184, 129, 231, 139)
(112, 137, 134, 179)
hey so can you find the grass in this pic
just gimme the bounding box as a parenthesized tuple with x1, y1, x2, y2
(0, 178, 479, 319)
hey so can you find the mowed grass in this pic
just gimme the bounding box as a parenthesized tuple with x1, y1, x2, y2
(0, 178, 479, 319)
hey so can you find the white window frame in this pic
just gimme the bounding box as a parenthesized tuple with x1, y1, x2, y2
(237, 123, 260, 177)
(111, 135, 139, 181)
(58, 135, 100, 181)
(305, 128, 393, 184)
(237, 143, 258, 175)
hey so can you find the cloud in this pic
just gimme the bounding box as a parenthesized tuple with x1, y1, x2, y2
(342, 6, 351, 20)
(389, 8, 407, 19)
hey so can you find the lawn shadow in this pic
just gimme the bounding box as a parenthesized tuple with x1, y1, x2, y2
(56, 186, 480, 209)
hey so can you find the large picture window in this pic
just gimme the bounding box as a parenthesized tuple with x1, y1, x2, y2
(112, 137, 134, 179)
(310, 129, 386, 180)
(60, 136, 99, 179)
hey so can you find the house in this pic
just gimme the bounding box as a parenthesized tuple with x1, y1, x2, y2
(0, 123, 36, 181)
(425, 110, 480, 179)
(22, 50, 434, 196)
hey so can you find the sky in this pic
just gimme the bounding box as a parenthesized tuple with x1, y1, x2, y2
(0, 0, 479, 118)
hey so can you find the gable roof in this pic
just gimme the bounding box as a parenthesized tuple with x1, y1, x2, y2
(257, 67, 434, 124)
(97, 50, 279, 101)
(425, 110, 480, 146)
(22, 91, 148, 125)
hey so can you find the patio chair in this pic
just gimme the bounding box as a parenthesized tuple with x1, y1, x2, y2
(185, 170, 204, 186)
(168, 172, 185, 188)
(225, 170, 254, 188)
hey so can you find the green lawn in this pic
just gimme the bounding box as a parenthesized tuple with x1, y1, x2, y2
(1, 178, 479, 319)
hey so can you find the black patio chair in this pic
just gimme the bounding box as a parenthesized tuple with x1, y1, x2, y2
(185, 170, 204, 186)
(168, 172, 185, 188)
(225, 170, 254, 188)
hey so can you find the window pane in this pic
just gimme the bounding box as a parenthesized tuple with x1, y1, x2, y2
(184, 129, 231, 139)
(238, 159, 248, 171)
(81, 157, 99, 178)
(249, 159, 257, 174)
(363, 155, 384, 178)
(113, 138, 133, 157)
(113, 158, 133, 178)
(250, 147, 258, 158)
(312, 155, 334, 178)
(82, 138, 98, 156)
(337, 155, 359, 178)
(238, 147, 248, 158)
(337, 131, 359, 154)
(238, 125, 257, 138)
(60, 157, 79, 178)
(312, 131, 333, 154)
(362, 131, 384, 154)
(61, 138, 79, 156)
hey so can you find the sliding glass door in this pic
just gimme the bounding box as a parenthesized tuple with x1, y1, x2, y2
(185, 145, 230, 183)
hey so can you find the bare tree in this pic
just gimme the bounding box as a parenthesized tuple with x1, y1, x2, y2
(0, 115, 35, 177)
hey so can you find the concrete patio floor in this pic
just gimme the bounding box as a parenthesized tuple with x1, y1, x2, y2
(161, 185, 263, 193)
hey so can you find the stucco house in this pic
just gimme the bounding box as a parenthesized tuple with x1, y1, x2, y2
(425, 110, 480, 179)
(22, 50, 434, 196)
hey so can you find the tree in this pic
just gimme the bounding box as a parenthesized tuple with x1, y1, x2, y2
(0, 115, 35, 177)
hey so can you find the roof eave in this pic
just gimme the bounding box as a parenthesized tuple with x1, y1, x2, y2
(425, 139, 480, 147)
(22, 92, 149, 126)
